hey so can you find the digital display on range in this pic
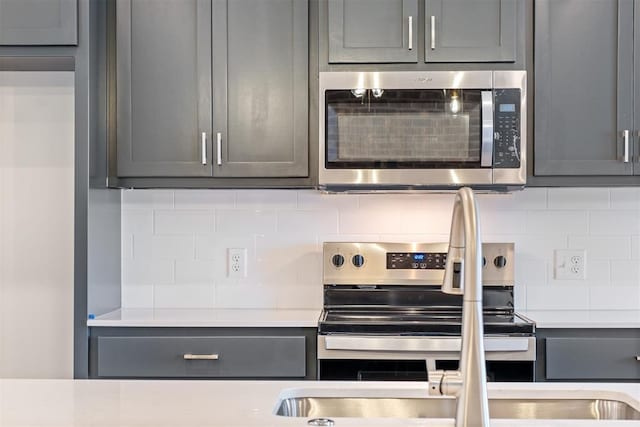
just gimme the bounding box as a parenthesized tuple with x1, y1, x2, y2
(386, 252, 447, 270)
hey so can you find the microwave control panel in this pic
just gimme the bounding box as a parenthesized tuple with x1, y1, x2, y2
(493, 89, 521, 169)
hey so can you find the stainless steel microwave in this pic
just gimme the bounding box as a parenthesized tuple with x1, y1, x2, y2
(319, 71, 527, 191)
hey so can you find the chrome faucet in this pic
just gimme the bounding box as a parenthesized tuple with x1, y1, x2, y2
(428, 187, 490, 427)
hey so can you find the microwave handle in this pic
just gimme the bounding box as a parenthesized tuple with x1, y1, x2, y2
(480, 91, 494, 167)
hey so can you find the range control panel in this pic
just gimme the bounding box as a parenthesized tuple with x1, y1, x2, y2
(386, 252, 448, 270)
(323, 242, 515, 286)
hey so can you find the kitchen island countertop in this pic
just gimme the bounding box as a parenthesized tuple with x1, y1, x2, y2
(0, 380, 638, 427)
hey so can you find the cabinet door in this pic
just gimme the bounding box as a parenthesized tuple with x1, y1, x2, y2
(0, 0, 77, 45)
(424, 0, 516, 62)
(635, 0, 640, 175)
(116, 0, 212, 177)
(212, 0, 308, 178)
(328, 0, 418, 63)
(534, 0, 634, 176)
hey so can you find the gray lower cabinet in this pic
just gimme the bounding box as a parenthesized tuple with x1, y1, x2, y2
(115, 0, 308, 180)
(89, 327, 317, 379)
(0, 0, 77, 45)
(328, 0, 418, 63)
(536, 329, 640, 382)
(534, 0, 635, 176)
(424, 0, 516, 63)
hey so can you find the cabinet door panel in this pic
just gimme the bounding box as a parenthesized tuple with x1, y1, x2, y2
(213, 0, 308, 177)
(534, 0, 634, 176)
(635, 0, 640, 174)
(425, 0, 515, 62)
(328, 0, 418, 63)
(546, 338, 640, 380)
(116, 0, 212, 177)
(0, 0, 77, 45)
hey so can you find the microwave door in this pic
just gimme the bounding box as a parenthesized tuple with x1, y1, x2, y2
(480, 91, 495, 168)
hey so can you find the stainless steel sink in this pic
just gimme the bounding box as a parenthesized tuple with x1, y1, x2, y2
(276, 397, 640, 420)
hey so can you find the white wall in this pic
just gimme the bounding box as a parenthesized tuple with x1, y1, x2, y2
(122, 188, 640, 312)
(0, 72, 74, 378)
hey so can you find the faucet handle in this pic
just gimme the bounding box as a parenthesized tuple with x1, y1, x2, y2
(428, 370, 463, 397)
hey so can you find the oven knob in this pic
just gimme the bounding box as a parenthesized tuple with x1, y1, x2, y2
(331, 254, 345, 268)
(493, 255, 507, 268)
(352, 254, 365, 268)
(482, 257, 487, 267)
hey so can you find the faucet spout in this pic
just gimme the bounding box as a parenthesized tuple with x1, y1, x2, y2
(429, 187, 490, 427)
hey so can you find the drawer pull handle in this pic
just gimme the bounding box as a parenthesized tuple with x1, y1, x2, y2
(183, 353, 219, 360)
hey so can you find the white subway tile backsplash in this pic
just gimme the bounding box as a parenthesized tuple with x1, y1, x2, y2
(120, 187, 640, 311)
(121, 210, 153, 234)
(610, 188, 640, 209)
(590, 211, 640, 235)
(236, 190, 297, 210)
(610, 260, 640, 283)
(174, 190, 236, 210)
(154, 284, 215, 308)
(477, 188, 547, 211)
(527, 285, 589, 310)
(134, 234, 195, 259)
(526, 211, 588, 235)
(122, 189, 173, 209)
(216, 210, 277, 234)
(547, 188, 610, 209)
(278, 210, 338, 235)
(589, 286, 640, 310)
(567, 235, 631, 259)
(175, 260, 216, 284)
(154, 211, 214, 235)
(122, 258, 173, 286)
(121, 285, 154, 308)
(215, 284, 278, 309)
(298, 190, 359, 210)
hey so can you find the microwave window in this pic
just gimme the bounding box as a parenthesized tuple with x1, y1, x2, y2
(325, 89, 483, 169)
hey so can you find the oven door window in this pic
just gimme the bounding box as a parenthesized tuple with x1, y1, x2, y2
(325, 89, 484, 169)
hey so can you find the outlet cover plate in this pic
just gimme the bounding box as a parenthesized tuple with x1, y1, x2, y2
(228, 248, 247, 278)
(554, 249, 586, 280)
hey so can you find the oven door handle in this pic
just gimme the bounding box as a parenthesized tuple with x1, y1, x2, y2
(480, 90, 494, 167)
(324, 336, 530, 352)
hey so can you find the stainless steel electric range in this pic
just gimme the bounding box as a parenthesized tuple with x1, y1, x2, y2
(318, 242, 536, 382)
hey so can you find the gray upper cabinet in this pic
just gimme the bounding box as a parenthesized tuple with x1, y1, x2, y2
(115, 0, 308, 180)
(424, 0, 516, 63)
(635, 0, 640, 176)
(328, 0, 418, 63)
(116, 0, 213, 177)
(213, 0, 309, 178)
(0, 0, 77, 45)
(534, 0, 634, 176)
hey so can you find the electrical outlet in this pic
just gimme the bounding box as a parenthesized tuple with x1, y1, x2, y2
(554, 249, 586, 280)
(227, 248, 247, 278)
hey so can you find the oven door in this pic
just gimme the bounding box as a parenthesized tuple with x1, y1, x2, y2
(319, 71, 495, 188)
(317, 335, 536, 382)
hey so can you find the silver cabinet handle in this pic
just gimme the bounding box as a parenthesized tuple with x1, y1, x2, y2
(636, 356, 640, 361)
(430, 15, 436, 50)
(201, 132, 207, 165)
(623, 129, 630, 163)
(183, 353, 219, 360)
(216, 132, 222, 166)
(408, 16, 413, 50)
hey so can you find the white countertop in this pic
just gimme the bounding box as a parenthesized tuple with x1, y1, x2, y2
(0, 380, 638, 427)
(521, 310, 640, 329)
(86, 308, 321, 327)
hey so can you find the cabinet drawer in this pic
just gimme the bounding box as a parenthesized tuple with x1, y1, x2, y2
(97, 336, 306, 378)
(546, 338, 640, 380)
